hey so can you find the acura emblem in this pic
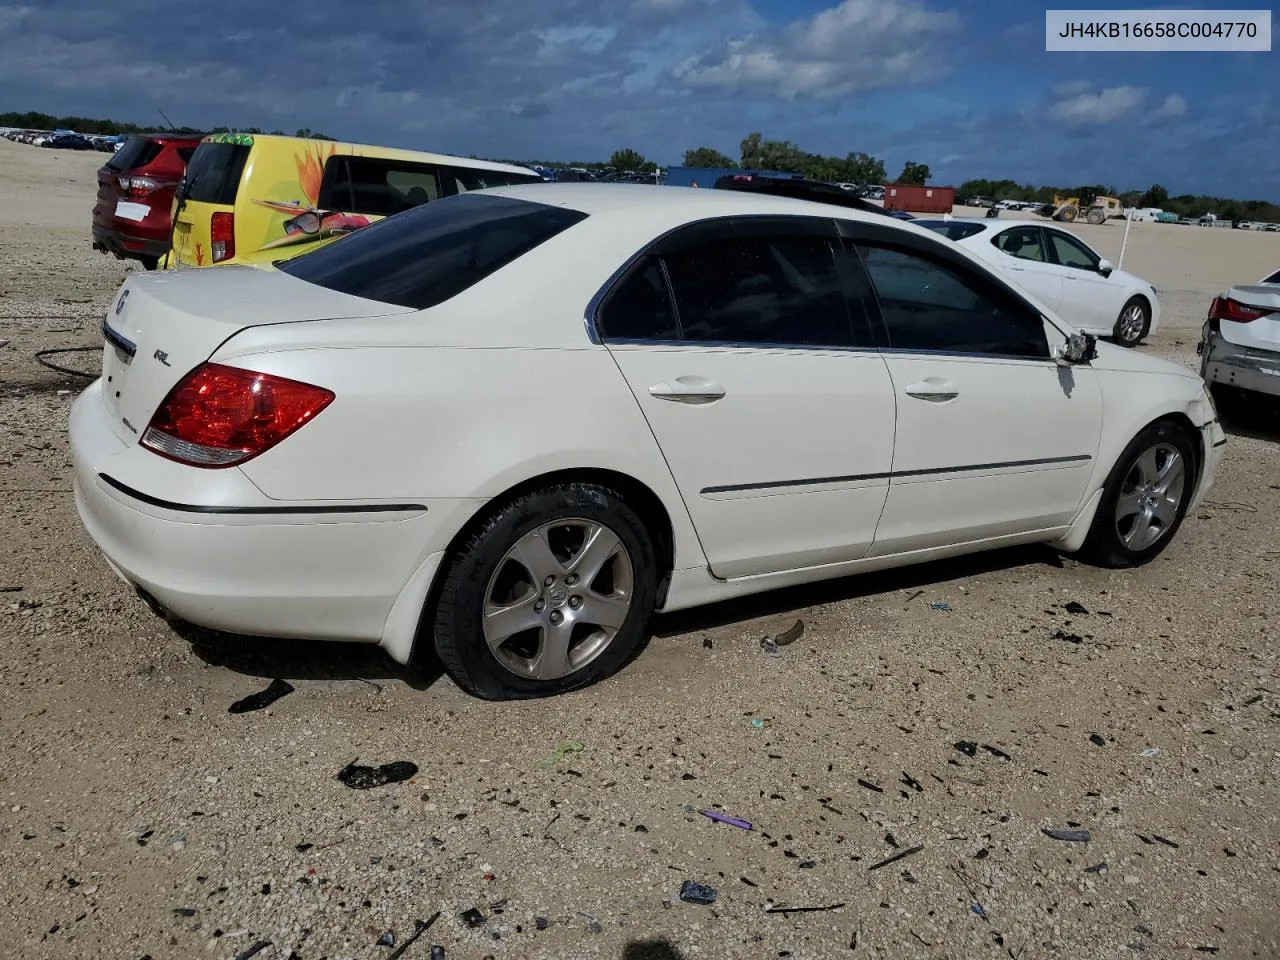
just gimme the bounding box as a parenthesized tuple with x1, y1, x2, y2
(115, 289, 130, 315)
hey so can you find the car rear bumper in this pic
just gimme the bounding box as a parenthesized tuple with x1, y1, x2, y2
(92, 222, 171, 259)
(1198, 324, 1280, 398)
(69, 379, 462, 660)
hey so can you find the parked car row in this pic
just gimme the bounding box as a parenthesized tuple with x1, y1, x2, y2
(72, 179, 1226, 700)
(5, 128, 123, 151)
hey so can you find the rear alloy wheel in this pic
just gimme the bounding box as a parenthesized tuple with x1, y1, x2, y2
(430, 484, 658, 700)
(1077, 420, 1196, 567)
(1113, 297, 1150, 347)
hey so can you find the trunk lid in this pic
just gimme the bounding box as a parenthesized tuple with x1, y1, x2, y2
(1218, 283, 1280, 352)
(98, 267, 414, 447)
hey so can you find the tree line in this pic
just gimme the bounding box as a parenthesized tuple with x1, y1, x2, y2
(0, 110, 331, 140)
(955, 178, 1280, 224)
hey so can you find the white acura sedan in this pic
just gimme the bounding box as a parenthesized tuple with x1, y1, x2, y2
(71, 184, 1225, 699)
(916, 218, 1161, 347)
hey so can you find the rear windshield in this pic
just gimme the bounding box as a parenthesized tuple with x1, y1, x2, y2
(183, 142, 250, 205)
(278, 193, 587, 310)
(1263, 268, 1280, 284)
(916, 219, 987, 241)
(106, 137, 162, 172)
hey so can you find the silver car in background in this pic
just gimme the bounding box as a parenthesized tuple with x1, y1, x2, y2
(1199, 268, 1280, 408)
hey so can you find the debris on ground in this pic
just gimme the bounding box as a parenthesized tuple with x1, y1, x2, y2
(857, 778, 884, 793)
(760, 637, 780, 657)
(954, 740, 978, 757)
(232, 942, 272, 960)
(539, 742, 585, 768)
(1051, 628, 1084, 644)
(459, 907, 486, 928)
(377, 930, 395, 947)
(1043, 828, 1091, 842)
(765, 902, 845, 914)
(971, 904, 988, 920)
(868, 844, 924, 871)
(228, 678, 295, 714)
(336, 759, 418, 790)
(771, 619, 805, 646)
(702, 637, 713, 649)
(751, 718, 767, 729)
(535, 917, 550, 931)
(429, 947, 445, 960)
(1084, 862, 1108, 874)
(930, 601, 952, 612)
(981, 744, 1012, 761)
(1090, 733, 1106, 747)
(701, 809, 752, 830)
(1141, 747, 1160, 758)
(679, 880, 718, 905)
(1064, 600, 1090, 614)
(386, 913, 439, 960)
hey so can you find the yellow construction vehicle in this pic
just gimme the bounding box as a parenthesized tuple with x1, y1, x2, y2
(1035, 194, 1124, 224)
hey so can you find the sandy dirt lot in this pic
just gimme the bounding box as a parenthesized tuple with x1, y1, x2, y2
(2, 137, 1279, 960)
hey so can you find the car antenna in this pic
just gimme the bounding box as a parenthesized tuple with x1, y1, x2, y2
(157, 108, 178, 132)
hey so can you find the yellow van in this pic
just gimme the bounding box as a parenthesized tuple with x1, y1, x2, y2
(163, 133, 543, 268)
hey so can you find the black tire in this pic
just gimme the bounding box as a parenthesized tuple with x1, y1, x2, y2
(1077, 420, 1198, 568)
(1112, 296, 1150, 347)
(430, 483, 659, 700)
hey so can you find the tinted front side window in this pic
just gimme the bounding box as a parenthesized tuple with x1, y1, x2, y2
(857, 244, 1049, 358)
(278, 193, 587, 309)
(1045, 231, 1099, 270)
(662, 235, 853, 347)
(994, 226, 1047, 262)
(598, 260, 679, 340)
(183, 143, 250, 205)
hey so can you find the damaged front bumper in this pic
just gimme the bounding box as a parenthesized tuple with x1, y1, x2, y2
(1199, 322, 1280, 398)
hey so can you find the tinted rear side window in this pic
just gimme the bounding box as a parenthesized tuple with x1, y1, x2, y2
(917, 220, 987, 241)
(278, 193, 587, 309)
(106, 137, 162, 172)
(319, 157, 443, 216)
(183, 143, 250, 205)
(451, 167, 544, 192)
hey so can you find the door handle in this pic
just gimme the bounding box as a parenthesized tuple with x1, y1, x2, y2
(1063, 274, 1078, 281)
(1006, 264, 1026, 271)
(904, 378, 958, 402)
(648, 377, 726, 404)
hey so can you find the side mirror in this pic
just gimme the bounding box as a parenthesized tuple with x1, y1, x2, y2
(1056, 331, 1098, 365)
(1097, 258, 1114, 277)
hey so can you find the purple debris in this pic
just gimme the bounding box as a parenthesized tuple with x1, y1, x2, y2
(701, 809, 752, 830)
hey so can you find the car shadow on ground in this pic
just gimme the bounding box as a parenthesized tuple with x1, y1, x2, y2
(179, 621, 445, 692)
(181, 544, 1068, 694)
(649, 543, 1065, 639)
(1218, 403, 1280, 444)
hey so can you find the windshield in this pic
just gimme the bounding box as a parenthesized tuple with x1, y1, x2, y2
(278, 193, 587, 309)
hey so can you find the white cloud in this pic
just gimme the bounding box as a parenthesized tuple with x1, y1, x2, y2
(1048, 85, 1146, 125)
(1052, 80, 1092, 99)
(674, 0, 961, 99)
(1145, 93, 1187, 123)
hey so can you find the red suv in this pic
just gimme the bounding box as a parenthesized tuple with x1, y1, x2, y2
(92, 133, 204, 269)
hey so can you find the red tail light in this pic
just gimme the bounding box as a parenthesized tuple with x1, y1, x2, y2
(210, 212, 235, 263)
(117, 175, 161, 198)
(1208, 295, 1272, 323)
(141, 363, 334, 468)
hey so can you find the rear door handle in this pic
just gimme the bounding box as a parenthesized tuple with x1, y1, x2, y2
(648, 377, 726, 404)
(904, 378, 958, 402)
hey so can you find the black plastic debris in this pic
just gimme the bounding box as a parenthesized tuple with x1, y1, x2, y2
(954, 740, 978, 757)
(974, 848, 989, 860)
(772, 619, 804, 646)
(901, 772, 923, 793)
(386, 913, 440, 960)
(856, 778, 883, 794)
(1152, 835, 1179, 849)
(535, 917, 550, 931)
(702, 637, 713, 650)
(295, 843, 313, 852)
(981, 744, 1012, 761)
(1089, 733, 1106, 747)
(798, 860, 817, 869)
(460, 908, 486, 928)
(1051, 628, 1084, 644)
(1043, 828, 1091, 842)
(233, 942, 272, 960)
(1084, 862, 1108, 873)
(765, 902, 845, 914)
(1064, 601, 1089, 615)
(868, 844, 924, 871)
(337, 759, 418, 790)
(377, 930, 395, 947)
(429, 947, 445, 960)
(172, 908, 197, 918)
(1195, 947, 1220, 954)
(679, 880, 718, 905)
(228, 678, 295, 714)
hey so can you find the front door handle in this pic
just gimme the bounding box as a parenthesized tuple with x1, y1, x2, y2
(1006, 264, 1026, 271)
(648, 376, 726, 404)
(904, 378, 958, 402)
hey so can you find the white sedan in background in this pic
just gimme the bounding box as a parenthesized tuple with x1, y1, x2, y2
(917, 218, 1160, 347)
(71, 184, 1224, 700)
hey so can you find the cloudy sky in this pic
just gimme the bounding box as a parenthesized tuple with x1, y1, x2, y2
(2, 0, 1275, 198)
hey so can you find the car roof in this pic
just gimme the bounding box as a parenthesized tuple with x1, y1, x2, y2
(483, 181, 925, 227)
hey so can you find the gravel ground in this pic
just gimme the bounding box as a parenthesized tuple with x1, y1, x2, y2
(1, 138, 1279, 960)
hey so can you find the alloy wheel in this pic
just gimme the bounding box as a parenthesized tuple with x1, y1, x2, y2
(1118, 304, 1146, 343)
(1113, 442, 1186, 551)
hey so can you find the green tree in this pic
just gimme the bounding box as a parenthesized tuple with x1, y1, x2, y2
(896, 161, 930, 185)
(1139, 183, 1169, 208)
(609, 147, 651, 172)
(682, 146, 737, 168)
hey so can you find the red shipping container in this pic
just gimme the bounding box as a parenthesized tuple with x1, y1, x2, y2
(883, 183, 955, 214)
